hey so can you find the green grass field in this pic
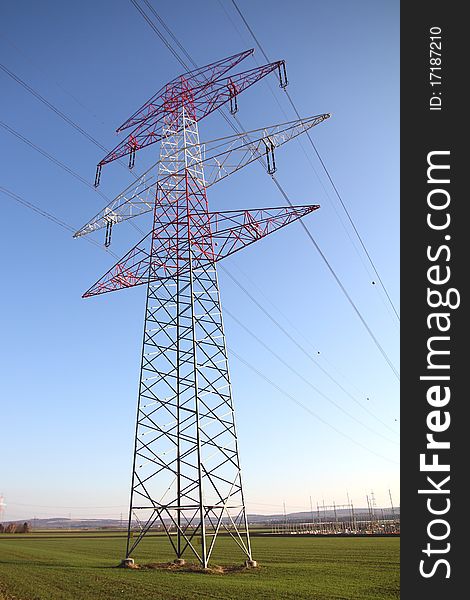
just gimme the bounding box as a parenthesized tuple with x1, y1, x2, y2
(0, 533, 399, 600)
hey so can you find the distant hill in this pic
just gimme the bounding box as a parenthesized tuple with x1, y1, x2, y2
(2, 508, 399, 530)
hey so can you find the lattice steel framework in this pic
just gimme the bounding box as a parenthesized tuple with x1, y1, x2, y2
(126, 90, 255, 567)
(77, 50, 329, 567)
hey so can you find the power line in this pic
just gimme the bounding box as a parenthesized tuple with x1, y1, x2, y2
(226, 260, 371, 400)
(229, 348, 398, 465)
(0, 62, 108, 153)
(129, 0, 399, 381)
(217, 4, 399, 380)
(269, 176, 400, 381)
(224, 305, 397, 444)
(229, 0, 400, 322)
(216, 1, 399, 330)
(0, 120, 146, 237)
(221, 265, 398, 432)
(140, 0, 195, 68)
(230, 0, 270, 62)
(0, 186, 118, 258)
(1, 186, 74, 232)
(1, 120, 105, 198)
(129, 0, 191, 70)
(283, 93, 401, 322)
(0, 31, 106, 126)
(0, 62, 142, 182)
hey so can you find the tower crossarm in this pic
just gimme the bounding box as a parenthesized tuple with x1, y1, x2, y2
(82, 204, 319, 298)
(200, 113, 330, 187)
(75, 115, 330, 239)
(202, 205, 319, 260)
(117, 49, 254, 133)
(96, 60, 287, 173)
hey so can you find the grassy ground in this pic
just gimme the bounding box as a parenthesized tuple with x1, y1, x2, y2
(0, 533, 399, 600)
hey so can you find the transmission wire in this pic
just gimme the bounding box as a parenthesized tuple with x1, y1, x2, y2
(0, 186, 118, 258)
(221, 265, 398, 433)
(230, 0, 400, 322)
(224, 306, 397, 444)
(130, 0, 399, 381)
(229, 348, 398, 465)
(0, 121, 146, 236)
(0, 62, 143, 181)
(216, 0, 399, 330)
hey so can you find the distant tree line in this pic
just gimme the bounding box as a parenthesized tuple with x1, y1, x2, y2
(0, 522, 31, 533)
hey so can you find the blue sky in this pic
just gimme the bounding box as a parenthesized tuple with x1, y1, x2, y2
(0, 0, 399, 521)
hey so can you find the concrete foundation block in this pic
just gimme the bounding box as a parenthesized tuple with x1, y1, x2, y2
(119, 558, 135, 568)
(245, 559, 258, 568)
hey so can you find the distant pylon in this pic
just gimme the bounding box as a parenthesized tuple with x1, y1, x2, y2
(388, 488, 395, 518)
(370, 490, 377, 519)
(77, 50, 328, 567)
(0, 494, 5, 522)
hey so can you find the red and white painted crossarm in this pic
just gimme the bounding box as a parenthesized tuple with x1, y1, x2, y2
(95, 59, 287, 175)
(76, 114, 330, 239)
(116, 49, 254, 133)
(203, 205, 319, 260)
(82, 205, 319, 298)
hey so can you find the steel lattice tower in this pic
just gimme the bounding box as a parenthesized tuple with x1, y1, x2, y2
(76, 49, 330, 567)
(127, 91, 252, 566)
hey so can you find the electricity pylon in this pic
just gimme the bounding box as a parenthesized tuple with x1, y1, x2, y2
(76, 49, 329, 567)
